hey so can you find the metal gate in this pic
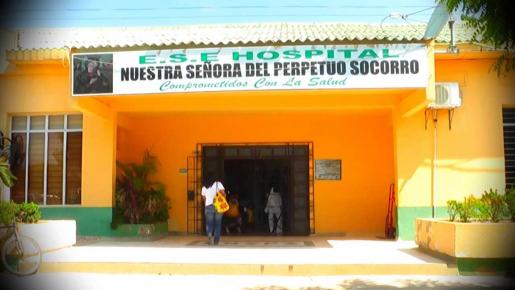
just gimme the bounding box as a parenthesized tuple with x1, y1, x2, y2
(186, 149, 203, 234)
(186, 142, 314, 235)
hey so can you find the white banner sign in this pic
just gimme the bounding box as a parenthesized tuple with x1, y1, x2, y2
(72, 44, 428, 96)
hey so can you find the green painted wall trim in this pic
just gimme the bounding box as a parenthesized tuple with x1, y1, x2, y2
(41, 207, 113, 237)
(457, 258, 515, 276)
(397, 206, 448, 240)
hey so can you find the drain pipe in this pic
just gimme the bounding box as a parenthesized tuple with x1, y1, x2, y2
(447, 16, 459, 54)
(432, 110, 438, 218)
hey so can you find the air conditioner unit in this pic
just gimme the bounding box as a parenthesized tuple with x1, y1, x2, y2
(428, 82, 461, 109)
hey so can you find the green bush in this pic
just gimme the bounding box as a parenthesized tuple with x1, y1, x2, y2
(114, 150, 170, 226)
(16, 202, 41, 223)
(457, 195, 476, 223)
(141, 186, 170, 224)
(470, 197, 489, 222)
(481, 188, 507, 223)
(446, 200, 460, 221)
(506, 187, 515, 222)
(0, 200, 17, 225)
(0, 160, 16, 188)
(0, 132, 17, 187)
(0, 201, 41, 224)
(447, 189, 512, 223)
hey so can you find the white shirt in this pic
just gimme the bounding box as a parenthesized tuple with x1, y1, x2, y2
(266, 190, 282, 209)
(201, 181, 225, 206)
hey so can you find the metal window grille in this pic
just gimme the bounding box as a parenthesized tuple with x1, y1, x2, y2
(503, 108, 515, 188)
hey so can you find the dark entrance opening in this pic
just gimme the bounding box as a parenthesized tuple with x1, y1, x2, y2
(201, 144, 311, 236)
(224, 159, 290, 234)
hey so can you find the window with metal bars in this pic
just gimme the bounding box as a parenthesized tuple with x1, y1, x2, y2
(10, 114, 83, 205)
(503, 108, 515, 188)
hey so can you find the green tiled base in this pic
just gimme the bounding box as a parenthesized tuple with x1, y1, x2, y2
(41, 207, 113, 236)
(41, 207, 169, 238)
(397, 206, 448, 240)
(457, 258, 515, 276)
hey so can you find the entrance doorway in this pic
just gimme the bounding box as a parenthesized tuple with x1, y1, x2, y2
(224, 158, 290, 234)
(200, 144, 312, 235)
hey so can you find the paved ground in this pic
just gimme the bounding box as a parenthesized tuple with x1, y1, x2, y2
(2, 235, 513, 288)
(2, 273, 514, 290)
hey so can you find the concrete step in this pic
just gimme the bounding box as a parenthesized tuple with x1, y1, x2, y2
(39, 237, 458, 276)
(40, 262, 458, 276)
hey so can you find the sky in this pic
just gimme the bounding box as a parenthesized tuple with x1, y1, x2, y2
(0, 0, 441, 28)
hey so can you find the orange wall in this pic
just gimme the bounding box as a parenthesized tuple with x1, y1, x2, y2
(433, 58, 514, 202)
(118, 110, 394, 234)
(0, 64, 116, 207)
(395, 57, 515, 208)
(81, 110, 116, 207)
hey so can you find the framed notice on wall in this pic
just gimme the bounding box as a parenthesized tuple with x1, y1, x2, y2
(315, 159, 341, 180)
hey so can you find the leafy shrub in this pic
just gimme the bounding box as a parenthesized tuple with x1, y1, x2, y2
(0, 160, 16, 188)
(16, 202, 41, 223)
(480, 189, 507, 223)
(0, 200, 17, 225)
(114, 150, 170, 226)
(447, 189, 512, 223)
(446, 200, 460, 221)
(142, 186, 169, 224)
(0, 201, 41, 224)
(470, 197, 489, 222)
(505, 187, 515, 222)
(457, 195, 476, 223)
(0, 132, 17, 187)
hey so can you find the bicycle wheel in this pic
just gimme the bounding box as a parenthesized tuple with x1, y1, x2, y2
(1, 235, 42, 276)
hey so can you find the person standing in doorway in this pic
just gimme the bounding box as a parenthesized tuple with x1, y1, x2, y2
(264, 186, 282, 235)
(201, 179, 225, 245)
(224, 191, 242, 234)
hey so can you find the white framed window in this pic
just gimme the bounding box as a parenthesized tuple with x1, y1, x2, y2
(10, 114, 83, 205)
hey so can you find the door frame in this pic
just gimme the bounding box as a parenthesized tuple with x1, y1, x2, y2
(186, 142, 315, 235)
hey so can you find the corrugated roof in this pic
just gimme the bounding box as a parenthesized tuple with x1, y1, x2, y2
(6, 49, 69, 63)
(5, 22, 476, 51)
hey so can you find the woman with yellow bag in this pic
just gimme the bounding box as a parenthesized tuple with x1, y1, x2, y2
(201, 178, 227, 245)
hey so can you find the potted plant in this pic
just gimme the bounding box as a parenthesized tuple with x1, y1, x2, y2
(0, 132, 17, 188)
(415, 188, 515, 275)
(0, 200, 75, 253)
(112, 150, 170, 239)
